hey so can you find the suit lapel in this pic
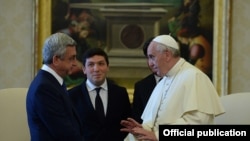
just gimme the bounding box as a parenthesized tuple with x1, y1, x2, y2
(80, 83, 103, 124)
(81, 84, 95, 111)
(41, 70, 84, 132)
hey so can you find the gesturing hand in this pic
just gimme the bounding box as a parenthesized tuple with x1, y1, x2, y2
(120, 117, 142, 134)
(120, 118, 157, 141)
(132, 127, 157, 141)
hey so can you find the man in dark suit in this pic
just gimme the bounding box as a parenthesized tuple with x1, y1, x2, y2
(131, 37, 162, 123)
(68, 47, 131, 141)
(26, 33, 84, 141)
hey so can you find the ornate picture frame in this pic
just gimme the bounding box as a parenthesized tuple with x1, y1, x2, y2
(34, 0, 229, 96)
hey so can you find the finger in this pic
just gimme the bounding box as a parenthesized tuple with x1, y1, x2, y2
(120, 121, 130, 126)
(120, 128, 131, 132)
(120, 120, 128, 124)
(127, 118, 142, 127)
(127, 118, 137, 123)
(137, 136, 147, 140)
(121, 121, 136, 129)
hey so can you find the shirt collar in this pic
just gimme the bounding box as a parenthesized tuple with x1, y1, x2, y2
(154, 74, 162, 83)
(41, 64, 64, 85)
(86, 79, 108, 91)
(166, 58, 185, 77)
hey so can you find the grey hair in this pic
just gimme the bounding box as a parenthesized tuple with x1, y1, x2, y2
(42, 32, 77, 64)
(155, 42, 180, 57)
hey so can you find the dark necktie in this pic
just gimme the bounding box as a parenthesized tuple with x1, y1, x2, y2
(158, 77, 163, 82)
(62, 82, 68, 94)
(95, 87, 105, 123)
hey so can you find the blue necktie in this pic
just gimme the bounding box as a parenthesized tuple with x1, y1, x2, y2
(95, 87, 105, 123)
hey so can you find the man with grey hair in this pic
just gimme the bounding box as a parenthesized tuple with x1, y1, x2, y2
(26, 32, 84, 141)
(121, 35, 225, 141)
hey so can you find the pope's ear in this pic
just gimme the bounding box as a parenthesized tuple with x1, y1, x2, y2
(164, 49, 172, 57)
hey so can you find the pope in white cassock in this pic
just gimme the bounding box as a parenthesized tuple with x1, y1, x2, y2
(121, 35, 225, 141)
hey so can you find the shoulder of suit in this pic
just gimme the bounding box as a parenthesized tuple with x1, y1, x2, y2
(135, 73, 155, 84)
(68, 83, 85, 93)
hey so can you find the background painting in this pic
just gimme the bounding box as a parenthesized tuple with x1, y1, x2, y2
(50, 0, 214, 92)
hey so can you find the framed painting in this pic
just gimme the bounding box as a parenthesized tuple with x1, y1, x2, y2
(35, 0, 230, 96)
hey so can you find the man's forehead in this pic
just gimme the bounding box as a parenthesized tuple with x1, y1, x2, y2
(148, 41, 158, 51)
(86, 55, 105, 62)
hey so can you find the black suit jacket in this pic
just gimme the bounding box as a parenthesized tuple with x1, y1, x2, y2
(132, 73, 157, 123)
(68, 79, 131, 141)
(26, 70, 84, 141)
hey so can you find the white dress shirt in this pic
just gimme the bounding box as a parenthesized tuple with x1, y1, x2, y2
(86, 79, 108, 115)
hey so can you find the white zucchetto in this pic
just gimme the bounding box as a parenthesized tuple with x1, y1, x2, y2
(153, 35, 179, 50)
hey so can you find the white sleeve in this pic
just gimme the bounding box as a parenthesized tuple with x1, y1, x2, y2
(170, 110, 214, 124)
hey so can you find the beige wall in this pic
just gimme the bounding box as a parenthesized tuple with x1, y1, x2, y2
(0, 0, 34, 89)
(229, 0, 250, 93)
(0, 0, 250, 95)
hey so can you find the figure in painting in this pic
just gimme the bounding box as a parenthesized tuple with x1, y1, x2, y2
(177, 25, 212, 79)
(167, 0, 212, 79)
(167, 0, 200, 39)
(52, 0, 105, 87)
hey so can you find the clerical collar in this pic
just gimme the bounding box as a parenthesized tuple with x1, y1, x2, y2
(165, 58, 185, 77)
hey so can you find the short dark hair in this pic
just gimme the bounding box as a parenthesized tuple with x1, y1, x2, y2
(143, 37, 154, 57)
(82, 47, 109, 66)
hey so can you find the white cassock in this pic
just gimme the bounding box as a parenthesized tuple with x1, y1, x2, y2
(124, 58, 225, 141)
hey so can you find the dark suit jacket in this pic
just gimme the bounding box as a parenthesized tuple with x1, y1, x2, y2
(26, 70, 84, 141)
(132, 73, 157, 123)
(68, 79, 131, 141)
